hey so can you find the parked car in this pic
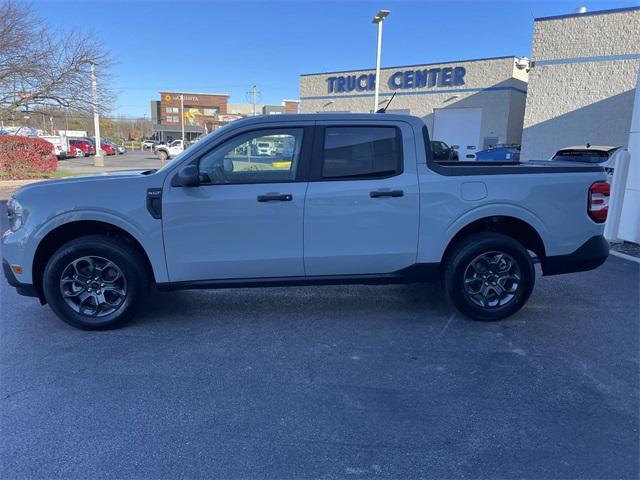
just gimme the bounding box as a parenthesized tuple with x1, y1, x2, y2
(551, 145, 620, 173)
(475, 145, 521, 162)
(155, 139, 184, 161)
(100, 141, 117, 156)
(103, 140, 124, 155)
(2, 113, 610, 330)
(141, 140, 158, 151)
(40, 135, 70, 159)
(40, 139, 64, 159)
(431, 140, 459, 161)
(69, 139, 95, 156)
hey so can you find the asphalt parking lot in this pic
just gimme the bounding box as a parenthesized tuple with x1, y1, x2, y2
(1, 203, 639, 478)
(57, 150, 167, 175)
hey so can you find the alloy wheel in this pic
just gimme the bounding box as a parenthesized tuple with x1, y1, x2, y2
(59, 256, 127, 318)
(463, 251, 521, 308)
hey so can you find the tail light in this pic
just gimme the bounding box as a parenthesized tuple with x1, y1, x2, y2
(588, 181, 610, 223)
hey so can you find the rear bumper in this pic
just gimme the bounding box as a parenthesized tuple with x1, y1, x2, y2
(2, 259, 38, 298)
(542, 235, 609, 276)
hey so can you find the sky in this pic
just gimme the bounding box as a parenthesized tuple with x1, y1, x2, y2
(33, 0, 639, 118)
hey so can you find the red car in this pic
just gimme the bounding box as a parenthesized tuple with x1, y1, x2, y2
(69, 139, 95, 156)
(100, 141, 117, 156)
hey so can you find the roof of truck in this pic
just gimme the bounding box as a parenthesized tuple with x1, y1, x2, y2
(228, 113, 422, 125)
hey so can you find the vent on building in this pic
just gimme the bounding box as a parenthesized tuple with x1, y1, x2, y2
(575, 6, 588, 14)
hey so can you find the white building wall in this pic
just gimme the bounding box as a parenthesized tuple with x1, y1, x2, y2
(521, 7, 640, 161)
(299, 56, 528, 147)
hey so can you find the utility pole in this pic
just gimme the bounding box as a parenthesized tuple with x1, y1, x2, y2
(252, 85, 257, 116)
(180, 94, 185, 143)
(91, 62, 104, 167)
(372, 10, 390, 112)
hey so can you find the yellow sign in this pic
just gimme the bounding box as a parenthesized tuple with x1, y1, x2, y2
(164, 95, 171, 101)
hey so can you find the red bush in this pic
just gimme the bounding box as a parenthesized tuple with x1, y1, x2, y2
(0, 135, 58, 179)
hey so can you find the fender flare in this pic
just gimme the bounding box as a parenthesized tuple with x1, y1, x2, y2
(438, 203, 549, 262)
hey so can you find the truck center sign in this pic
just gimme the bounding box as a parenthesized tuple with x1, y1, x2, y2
(326, 66, 466, 94)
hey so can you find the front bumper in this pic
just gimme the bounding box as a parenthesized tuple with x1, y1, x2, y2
(542, 235, 609, 276)
(2, 259, 38, 298)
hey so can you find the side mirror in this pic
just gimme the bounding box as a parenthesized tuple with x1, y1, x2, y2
(177, 164, 200, 187)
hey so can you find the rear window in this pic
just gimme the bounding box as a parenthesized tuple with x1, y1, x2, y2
(322, 127, 402, 179)
(552, 150, 610, 164)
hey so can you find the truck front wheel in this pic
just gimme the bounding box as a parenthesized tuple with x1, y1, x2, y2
(443, 233, 535, 321)
(157, 150, 168, 161)
(42, 235, 148, 330)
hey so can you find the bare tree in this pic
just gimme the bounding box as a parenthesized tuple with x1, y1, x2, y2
(0, 1, 115, 120)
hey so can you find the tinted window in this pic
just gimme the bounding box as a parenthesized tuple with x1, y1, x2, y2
(552, 150, 611, 164)
(199, 129, 303, 184)
(322, 127, 401, 179)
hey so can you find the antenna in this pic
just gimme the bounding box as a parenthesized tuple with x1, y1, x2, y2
(376, 92, 396, 113)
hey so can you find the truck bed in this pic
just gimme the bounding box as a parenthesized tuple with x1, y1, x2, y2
(432, 160, 605, 176)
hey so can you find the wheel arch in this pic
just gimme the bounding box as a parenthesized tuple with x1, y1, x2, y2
(32, 220, 156, 303)
(440, 215, 547, 274)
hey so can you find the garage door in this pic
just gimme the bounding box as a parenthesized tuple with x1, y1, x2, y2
(433, 108, 482, 160)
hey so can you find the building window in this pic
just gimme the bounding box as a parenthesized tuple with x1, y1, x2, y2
(166, 107, 179, 113)
(322, 127, 402, 179)
(166, 115, 179, 123)
(203, 108, 218, 116)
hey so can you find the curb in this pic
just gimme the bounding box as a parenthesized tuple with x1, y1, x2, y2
(610, 250, 640, 264)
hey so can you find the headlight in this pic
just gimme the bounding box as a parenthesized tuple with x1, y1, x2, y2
(7, 197, 25, 232)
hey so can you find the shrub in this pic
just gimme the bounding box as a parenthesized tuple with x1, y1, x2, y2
(0, 135, 58, 179)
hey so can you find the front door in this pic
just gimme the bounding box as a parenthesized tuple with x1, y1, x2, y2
(162, 126, 312, 282)
(304, 123, 420, 276)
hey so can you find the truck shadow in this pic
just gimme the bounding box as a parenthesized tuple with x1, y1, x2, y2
(135, 282, 454, 328)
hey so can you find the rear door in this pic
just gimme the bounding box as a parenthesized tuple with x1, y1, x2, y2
(303, 121, 420, 276)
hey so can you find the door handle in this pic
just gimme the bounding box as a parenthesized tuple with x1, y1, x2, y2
(257, 193, 293, 202)
(370, 190, 404, 198)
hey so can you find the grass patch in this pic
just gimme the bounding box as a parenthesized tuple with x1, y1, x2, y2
(0, 171, 83, 181)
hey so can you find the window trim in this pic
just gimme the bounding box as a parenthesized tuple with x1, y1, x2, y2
(309, 125, 404, 182)
(189, 126, 313, 186)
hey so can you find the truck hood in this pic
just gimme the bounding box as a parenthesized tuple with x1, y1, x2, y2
(14, 170, 157, 196)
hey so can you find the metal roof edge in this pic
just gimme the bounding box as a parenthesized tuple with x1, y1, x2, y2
(535, 5, 640, 22)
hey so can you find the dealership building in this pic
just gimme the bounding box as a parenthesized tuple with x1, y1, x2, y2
(299, 6, 639, 162)
(300, 56, 529, 160)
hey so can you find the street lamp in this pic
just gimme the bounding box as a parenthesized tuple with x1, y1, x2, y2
(180, 94, 185, 143)
(371, 9, 390, 112)
(90, 62, 104, 167)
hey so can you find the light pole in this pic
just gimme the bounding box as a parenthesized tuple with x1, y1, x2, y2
(180, 94, 185, 143)
(90, 62, 104, 167)
(372, 10, 390, 112)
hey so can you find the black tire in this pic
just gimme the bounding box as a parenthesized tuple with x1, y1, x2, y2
(42, 235, 148, 330)
(157, 150, 168, 161)
(442, 232, 535, 321)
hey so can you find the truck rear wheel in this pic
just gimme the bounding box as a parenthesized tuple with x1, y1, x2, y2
(42, 235, 148, 330)
(443, 233, 535, 321)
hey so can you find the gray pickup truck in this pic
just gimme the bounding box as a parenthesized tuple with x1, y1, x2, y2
(3, 114, 610, 330)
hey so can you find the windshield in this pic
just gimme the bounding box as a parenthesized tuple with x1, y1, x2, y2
(552, 150, 611, 163)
